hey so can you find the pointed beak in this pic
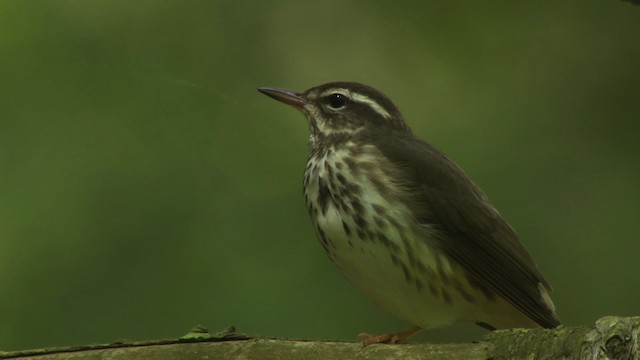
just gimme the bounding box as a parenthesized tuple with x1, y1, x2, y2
(258, 87, 305, 108)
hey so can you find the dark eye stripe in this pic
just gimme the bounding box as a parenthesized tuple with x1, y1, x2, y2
(349, 92, 391, 119)
(318, 88, 392, 119)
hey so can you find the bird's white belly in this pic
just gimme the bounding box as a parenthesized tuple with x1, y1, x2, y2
(303, 145, 483, 328)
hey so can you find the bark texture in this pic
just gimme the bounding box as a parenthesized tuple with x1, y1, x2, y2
(1, 317, 638, 360)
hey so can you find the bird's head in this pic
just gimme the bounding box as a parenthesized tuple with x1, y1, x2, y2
(259, 82, 409, 146)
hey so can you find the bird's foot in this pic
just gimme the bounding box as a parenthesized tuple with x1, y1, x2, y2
(357, 326, 422, 346)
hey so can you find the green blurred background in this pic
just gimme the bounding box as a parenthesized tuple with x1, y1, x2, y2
(1, 0, 638, 351)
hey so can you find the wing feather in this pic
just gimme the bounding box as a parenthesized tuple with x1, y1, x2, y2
(369, 130, 560, 328)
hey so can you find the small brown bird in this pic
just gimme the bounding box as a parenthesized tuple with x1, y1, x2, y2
(258, 82, 560, 345)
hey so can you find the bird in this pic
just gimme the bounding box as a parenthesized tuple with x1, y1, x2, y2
(257, 82, 560, 345)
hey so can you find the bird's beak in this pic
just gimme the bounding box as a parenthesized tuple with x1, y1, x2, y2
(258, 87, 305, 108)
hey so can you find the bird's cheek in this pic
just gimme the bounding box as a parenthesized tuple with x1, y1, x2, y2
(302, 104, 320, 117)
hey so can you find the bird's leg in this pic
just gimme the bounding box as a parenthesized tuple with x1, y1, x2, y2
(357, 326, 422, 346)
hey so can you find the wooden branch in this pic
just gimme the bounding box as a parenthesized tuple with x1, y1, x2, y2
(1, 317, 638, 359)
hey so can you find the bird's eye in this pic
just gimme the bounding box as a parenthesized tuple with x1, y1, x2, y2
(328, 93, 347, 109)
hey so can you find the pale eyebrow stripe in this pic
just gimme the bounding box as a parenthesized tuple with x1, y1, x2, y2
(351, 92, 391, 119)
(319, 88, 392, 119)
(319, 88, 348, 97)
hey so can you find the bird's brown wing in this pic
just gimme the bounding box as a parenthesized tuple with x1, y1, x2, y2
(372, 130, 560, 328)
